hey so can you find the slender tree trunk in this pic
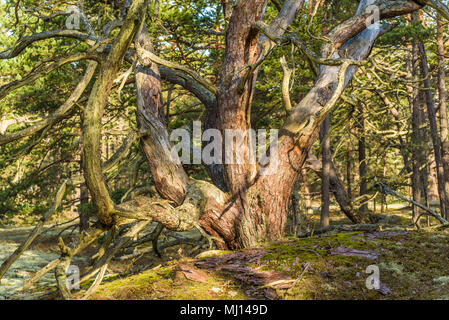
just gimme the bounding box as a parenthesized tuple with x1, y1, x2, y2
(302, 168, 312, 214)
(410, 39, 426, 223)
(437, 16, 449, 219)
(79, 158, 90, 232)
(319, 114, 330, 227)
(346, 136, 352, 199)
(417, 31, 449, 219)
(204, 0, 311, 248)
(79, 184, 89, 232)
(79, 116, 89, 232)
(290, 192, 300, 235)
(357, 104, 368, 213)
(381, 156, 387, 214)
(419, 91, 430, 211)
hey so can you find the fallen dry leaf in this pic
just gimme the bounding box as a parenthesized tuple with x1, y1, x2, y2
(178, 264, 209, 283)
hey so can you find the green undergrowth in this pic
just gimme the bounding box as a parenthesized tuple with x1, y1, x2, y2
(78, 260, 247, 300)
(262, 229, 449, 299)
(78, 216, 449, 300)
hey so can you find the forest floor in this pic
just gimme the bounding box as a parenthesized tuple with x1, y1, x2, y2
(1, 205, 449, 300)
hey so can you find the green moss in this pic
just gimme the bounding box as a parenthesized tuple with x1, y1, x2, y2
(76, 212, 449, 300)
(260, 225, 449, 300)
(77, 263, 247, 300)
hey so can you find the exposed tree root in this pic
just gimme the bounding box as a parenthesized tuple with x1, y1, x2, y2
(16, 178, 226, 299)
(54, 256, 72, 300)
(151, 224, 164, 258)
(81, 264, 108, 300)
(76, 221, 150, 290)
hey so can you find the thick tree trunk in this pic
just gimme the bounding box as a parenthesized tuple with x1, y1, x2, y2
(78, 156, 90, 232)
(368, 72, 411, 173)
(201, 0, 420, 249)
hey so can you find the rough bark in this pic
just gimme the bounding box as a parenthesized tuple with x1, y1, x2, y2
(206, 0, 307, 248)
(201, 0, 421, 248)
(82, 0, 149, 226)
(408, 36, 427, 223)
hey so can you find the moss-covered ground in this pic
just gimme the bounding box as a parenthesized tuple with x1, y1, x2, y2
(74, 210, 449, 300)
